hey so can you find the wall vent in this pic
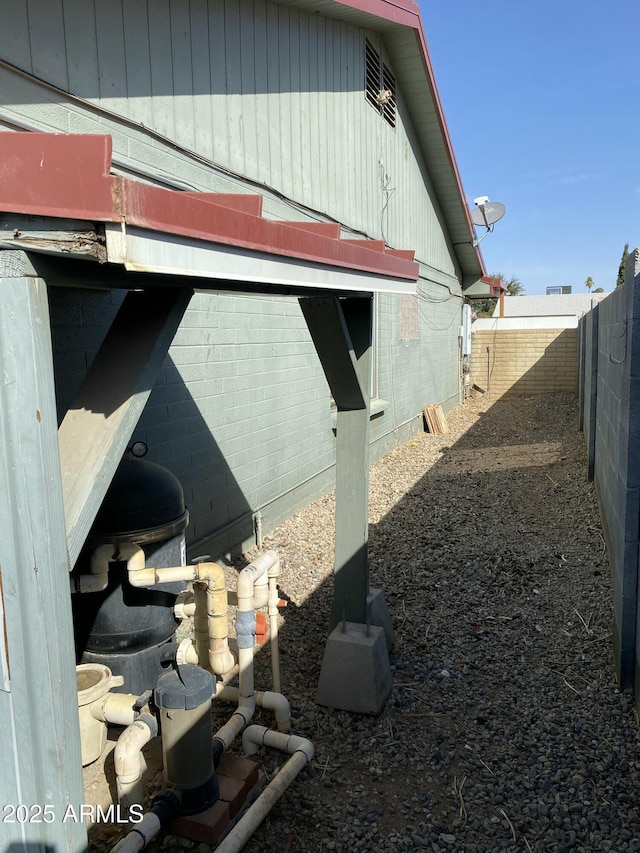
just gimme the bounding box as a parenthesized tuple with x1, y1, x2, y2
(365, 39, 396, 128)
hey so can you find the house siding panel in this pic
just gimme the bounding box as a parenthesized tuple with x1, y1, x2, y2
(0, 0, 456, 275)
(4, 0, 466, 554)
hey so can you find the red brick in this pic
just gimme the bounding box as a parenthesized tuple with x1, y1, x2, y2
(170, 799, 231, 844)
(217, 753, 260, 789)
(218, 774, 246, 817)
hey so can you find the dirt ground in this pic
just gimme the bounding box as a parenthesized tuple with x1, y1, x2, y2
(86, 392, 640, 853)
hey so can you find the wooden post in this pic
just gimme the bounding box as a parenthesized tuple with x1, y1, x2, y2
(299, 296, 372, 627)
(0, 253, 87, 852)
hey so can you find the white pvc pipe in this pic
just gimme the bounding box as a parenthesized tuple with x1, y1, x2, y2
(267, 565, 281, 694)
(114, 715, 158, 808)
(212, 646, 255, 751)
(213, 684, 291, 733)
(70, 544, 113, 593)
(93, 692, 140, 727)
(109, 812, 162, 853)
(115, 546, 236, 676)
(236, 551, 278, 611)
(211, 551, 279, 751)
(213, 726, 314, 853)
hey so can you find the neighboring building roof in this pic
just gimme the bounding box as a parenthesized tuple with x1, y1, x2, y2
(493, 293, 611, 318)
(273, 0, 486, 288)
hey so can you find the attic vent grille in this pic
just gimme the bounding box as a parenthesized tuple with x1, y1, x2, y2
(365, 39, 396, 128)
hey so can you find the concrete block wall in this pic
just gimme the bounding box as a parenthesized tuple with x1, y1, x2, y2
(49, 279, 463, 559)
(578, 251, 640, 694)
(471, 327, 578, 397)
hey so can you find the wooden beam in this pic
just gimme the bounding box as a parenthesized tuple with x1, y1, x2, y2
(298, 297, 368, 409)
(300, 296, 372, 627)
(59, 287, 192, 567)
(0, 257, 86, 850)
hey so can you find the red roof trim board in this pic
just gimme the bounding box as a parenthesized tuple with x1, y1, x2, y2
(0, 132, 419, 282)
(480, 275, 507, 296)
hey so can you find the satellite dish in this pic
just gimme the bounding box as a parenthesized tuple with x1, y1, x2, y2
(469, 197, 507, 246)
(471, 200, 506, 228)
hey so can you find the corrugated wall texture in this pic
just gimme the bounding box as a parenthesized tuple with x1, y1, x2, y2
(0, 0, 457, 273)
(578, 252, 640, 695)
(470, 328, 578, 398)
(7, 0, 467, 555)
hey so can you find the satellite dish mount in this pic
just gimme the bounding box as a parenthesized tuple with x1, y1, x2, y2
(470, 196, 506, 246)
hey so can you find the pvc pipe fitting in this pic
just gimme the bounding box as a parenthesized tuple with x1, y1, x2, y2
(214, 725, 314, 853)
(176, 638, 199, 666)
(174, 590, 196, 620)
(213, 684, 291, 733)
(122, 547, 236, 676)
(76, 664, 125, 766)
(114, 715, 158, 808)
(95, 691, 141, 727)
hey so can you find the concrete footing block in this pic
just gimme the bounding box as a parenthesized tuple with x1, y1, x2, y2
(315, 622, 392, 715)
(367, 588, 395, 651)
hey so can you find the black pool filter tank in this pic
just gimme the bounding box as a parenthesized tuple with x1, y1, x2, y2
(72, 458, 189, 696)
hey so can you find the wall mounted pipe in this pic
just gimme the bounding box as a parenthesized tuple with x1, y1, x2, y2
(213, 726, 314, 853)
(114, 715, 158, 809)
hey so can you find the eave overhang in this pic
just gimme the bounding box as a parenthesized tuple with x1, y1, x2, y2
(0, 133, 419, 295)
(463, 275, 507, 299)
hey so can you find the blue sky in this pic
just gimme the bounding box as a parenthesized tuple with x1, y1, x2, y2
(419, 1, 640, 295)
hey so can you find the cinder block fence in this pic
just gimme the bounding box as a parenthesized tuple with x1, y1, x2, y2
(471, 319, 578, 397)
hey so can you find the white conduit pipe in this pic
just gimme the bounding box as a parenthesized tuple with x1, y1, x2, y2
(213, 726, 314, 853)
(114, 715, 158, 808)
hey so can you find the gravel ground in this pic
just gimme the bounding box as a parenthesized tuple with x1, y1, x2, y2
(93, 392, 640, 853)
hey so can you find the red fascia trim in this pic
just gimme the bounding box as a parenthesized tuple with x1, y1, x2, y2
(0, 133, 419, 281)
(481, 275, 506, 296)
(0, 132, 115, 220)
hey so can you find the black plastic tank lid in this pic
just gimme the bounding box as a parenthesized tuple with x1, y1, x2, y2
(154, 665, 214, 710)
(91, 459, 187, 538)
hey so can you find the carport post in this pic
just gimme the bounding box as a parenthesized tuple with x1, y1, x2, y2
(300, 295, 392, 714)
(0, 253, 87, 852)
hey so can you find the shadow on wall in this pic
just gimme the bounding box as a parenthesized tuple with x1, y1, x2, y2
(48, 286, 255, 556)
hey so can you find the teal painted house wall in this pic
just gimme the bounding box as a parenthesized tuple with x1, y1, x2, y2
(5, 0, 468, 557)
